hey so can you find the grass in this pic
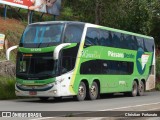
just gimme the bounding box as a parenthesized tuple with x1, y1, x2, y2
(0, 77, 17, 100)
(156, 83, 160, 91)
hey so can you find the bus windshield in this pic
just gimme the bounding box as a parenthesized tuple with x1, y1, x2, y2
(16, 52, 58, 79)
(20, 24, 64, 48)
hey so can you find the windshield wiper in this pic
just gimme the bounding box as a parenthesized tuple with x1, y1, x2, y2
(38, 42, 43, 48)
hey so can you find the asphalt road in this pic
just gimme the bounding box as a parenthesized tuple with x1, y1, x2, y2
(0, 91, 160, 119)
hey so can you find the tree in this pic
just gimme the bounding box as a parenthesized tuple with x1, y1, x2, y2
(62, 0, 160, 46)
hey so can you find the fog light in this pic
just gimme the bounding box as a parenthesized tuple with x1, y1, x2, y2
(49, 90, 57, 94)
(54, 90, 57, 94)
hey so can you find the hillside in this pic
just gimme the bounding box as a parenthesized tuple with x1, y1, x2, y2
(0, 17, 26, 60)
(0, 17, 25, 46)
(0, 17, 25, 78)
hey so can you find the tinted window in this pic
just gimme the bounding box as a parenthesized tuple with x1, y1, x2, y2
(64, 24, 84, 43)
(125, 35, 138, 50)
(20, 24, 64, 48)
(136, 37, 144, 49)
(124, 35, 131, 49)
(112, 32, 121, 48)
(99, 30, 112, 46)
(80, 60, 134, 75)
(85, 28, 99, 45)
(119, 34, 125, 49)
(85, 28, 154, 52)
(16, 52, 57, 80)
(60, 44, 79, 74)
(132, 36, 138, 50)
(144, 39, 154, 52)
(61, 56, 76, 74)
(80, 60, 102, 74)
(108, 31, 113, 46)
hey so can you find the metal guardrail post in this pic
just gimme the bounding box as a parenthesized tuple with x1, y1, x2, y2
(4, 5, 7, 20)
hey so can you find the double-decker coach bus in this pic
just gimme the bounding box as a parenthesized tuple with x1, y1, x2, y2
(15, 21, 155, 101)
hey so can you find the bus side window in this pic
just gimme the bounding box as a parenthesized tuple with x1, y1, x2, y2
(112, 32, 121, 48)
(120, 34, 125, 49)
(61, 56, 73, 74)
(136, 37, 144, 49)
(80, 60, 102, 74)
(99, 30, 110, 46)
(108, 31, 113, 47)
(101, 61, 109, 74)
(121, 35, 129, 49)
(126, 35, 133, 50)
(64, 24, 84, 43)
(130, 36, 136, 50)
(85, 28, 99, 46)
(133, 36, 138, 50)
(144, 39, 154, 52)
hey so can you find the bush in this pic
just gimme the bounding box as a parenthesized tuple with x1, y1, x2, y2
(0, 77, 17, 99)
(156, 55, 160, 91)
(156, 83, 160, 91)
(156, 56, 160, 79)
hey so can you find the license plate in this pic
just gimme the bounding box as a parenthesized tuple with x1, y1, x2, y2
(29, 91, 37, 95)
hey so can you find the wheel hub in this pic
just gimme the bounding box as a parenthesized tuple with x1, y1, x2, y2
(79, 86, 85, 97)
(91, 85, 97, 96)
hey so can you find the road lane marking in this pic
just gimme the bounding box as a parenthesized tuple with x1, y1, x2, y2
(99, 102, 160, 111)
(30, 117, 55, 120)
(87, 102, 160, 120)
(140, 107, 160, 111)
(30, 102, 160, 120)
(87, 117, 105, 120)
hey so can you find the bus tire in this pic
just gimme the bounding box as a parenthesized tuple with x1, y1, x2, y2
(76, 81, 86, 101)
(130, 81, 138, 97)
(39, 97, 49, 101)
(89, 82, 99, 100)
(138, 81, 145, 96)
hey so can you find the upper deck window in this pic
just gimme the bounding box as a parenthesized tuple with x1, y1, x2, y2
(20, 24, 64, 48)
(63, 24, 84, 43)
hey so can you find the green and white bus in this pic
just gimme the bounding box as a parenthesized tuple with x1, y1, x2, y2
(15, 21, 155, 101)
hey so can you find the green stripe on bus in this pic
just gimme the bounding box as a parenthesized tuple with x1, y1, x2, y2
(16, 78, 55, 85)
(18, 46, 56, 53)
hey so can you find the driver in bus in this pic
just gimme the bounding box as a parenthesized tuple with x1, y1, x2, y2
(64, 31, 73, 43)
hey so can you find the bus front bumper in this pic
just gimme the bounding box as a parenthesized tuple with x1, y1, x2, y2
(15, 83, 61, 97)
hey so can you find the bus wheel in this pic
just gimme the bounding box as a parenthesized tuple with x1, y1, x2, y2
(138, 81, 145, 96)
(39, 97, 49, 101)
(76, 82, 86, 101)
(89, 82, 99, 100)
(130, 81, 138, 97)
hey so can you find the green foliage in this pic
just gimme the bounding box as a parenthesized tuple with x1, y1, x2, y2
(156, 55, 160, 91)
(63, 0, 160, 46)
(156, 55, 160, 78)
(0, 77, 17, 99)
(156, 83, 160, 91)
(61, 7, 74, 20)
(0, 51, 6, 61)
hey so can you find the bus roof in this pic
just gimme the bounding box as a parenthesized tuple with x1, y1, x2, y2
(30, 21, 153, 40)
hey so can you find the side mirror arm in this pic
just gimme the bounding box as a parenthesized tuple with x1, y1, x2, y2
(6, 45, 18, 60)
(53, 43, 71, 60)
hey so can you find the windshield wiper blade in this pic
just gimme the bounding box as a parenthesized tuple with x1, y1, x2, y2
(38, 42, 42, 48)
